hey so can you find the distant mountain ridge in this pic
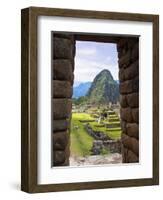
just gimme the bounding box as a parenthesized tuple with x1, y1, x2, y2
(86, 69, 119, 104)
(73, 82, 92, 98)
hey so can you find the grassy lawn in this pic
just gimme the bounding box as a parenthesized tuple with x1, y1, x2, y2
(70, 112, 122, 157)
(89, 121, 121, 140)
(70, 113, 94, 157)
(106, 130, 121, 140)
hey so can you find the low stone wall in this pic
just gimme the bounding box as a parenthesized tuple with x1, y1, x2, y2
(85, 123, 110, 140)
(52, 33, 75, 166)
(91, 140, 121, 155)
(85, 124, 121, 155)
(117, 37, 139, 163)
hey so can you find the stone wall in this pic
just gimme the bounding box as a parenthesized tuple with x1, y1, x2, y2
(117, 37, 139, 163)
(52, 33, 75, 166)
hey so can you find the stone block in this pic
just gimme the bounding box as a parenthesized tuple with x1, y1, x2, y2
(117, 38, 128, 49)
(126, 123, 139, 139)
(127, 38, 139, 49)
(122, 146, 128, 163)
(53, 33, 74, 40)
(53, 99, 72, 119)
(120, 107, 133, 122)
(53, 80, 72, 98)
(53, 59, 73, 81)
(121, 120, 127, 133)
(118, 50, 131, 68)
(53, 119, 70, 132)
(122, 133, 139, 155)
(132, 108, 139, 123)
(126, 92, 139, 108)
(120, 77, 139, 94)
(53, 37, 73, 59)
(117, 46, 128, 59)
(131, 43, 139, 62)
(119, 68, 125, 82)
(120, 95, 128, 108)
(53, 150, 66, 165)
(127, 150, 139, 163)
(53, 131, 68, 150)
(124, 61, 139, 80)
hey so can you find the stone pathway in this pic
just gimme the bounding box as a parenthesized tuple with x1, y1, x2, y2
(70, 153, 122, 166)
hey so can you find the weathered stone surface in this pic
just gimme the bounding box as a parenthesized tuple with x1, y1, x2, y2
(122, 134, 139, 155)
(117, 38, 128, 49)
(131, 43, 139, 62)
(71, 73, 74, 86)
(53, 150, 66, 165)
(120, 77, 139, 94)
(127, 38, 139, 49)
(117, 45, 128, 59)
(53, 33, 74, 40)
(124, 61, 139, 80)
(59, 157, 70, 166)
(53, 80, 72, 98)
(126, 123, 139, 139)
(120, 95, 128, 108)
(53, 119, 69, 132)
(122, 146, 128, 163)
(127, 150, 139, 163)
(58, 142, 70, 166)
(53, 99, 72, 119)
(121, 120, 127, 133)
(53, 131, 68, 150)
(120, 80, 132, 94)
(53, 37, 73, 59)
(119, 67, 125, 82)
(118, 50, 131, 68)
(126, 92, 139, 108)
(120, 107, 133, 122)
(53, 59, 73, 81)
(132, 108, 139, 123)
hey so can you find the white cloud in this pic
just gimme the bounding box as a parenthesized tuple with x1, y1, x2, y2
(74, 57, 118, 83)
(74, 41, 118, 84)
(77, 48, 97, 56)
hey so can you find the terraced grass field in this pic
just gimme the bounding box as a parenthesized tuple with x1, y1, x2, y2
(70, 113, 94, 156)
(70, 112, 122, 157)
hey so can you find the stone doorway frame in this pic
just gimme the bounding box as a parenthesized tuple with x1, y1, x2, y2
(52, 32, 139, 166)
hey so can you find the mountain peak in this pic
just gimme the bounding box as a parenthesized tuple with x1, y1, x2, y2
(87, 69, 119, 104)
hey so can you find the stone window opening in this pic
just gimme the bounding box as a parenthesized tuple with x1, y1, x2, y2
(52, 33, 139, 167)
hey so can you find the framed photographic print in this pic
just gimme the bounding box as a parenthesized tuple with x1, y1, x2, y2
(21, 7, 159, 193)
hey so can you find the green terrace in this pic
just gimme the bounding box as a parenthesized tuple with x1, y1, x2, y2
(70, 112, 122, 157)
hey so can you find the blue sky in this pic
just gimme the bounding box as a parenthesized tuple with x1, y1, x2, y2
(74, 41, 118, 86)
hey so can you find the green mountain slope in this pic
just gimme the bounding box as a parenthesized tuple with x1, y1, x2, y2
(87, 69, 119, 104)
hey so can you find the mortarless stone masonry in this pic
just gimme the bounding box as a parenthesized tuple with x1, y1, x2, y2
(117, 37, 139, 163)
(52, 33, 75, 166)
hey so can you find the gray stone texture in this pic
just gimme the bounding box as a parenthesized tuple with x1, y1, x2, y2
(53, 98, 72, 119)
(53, 59, 73, 81)
(53, 119, 70, 132)
(119, 37, 139, 163)
(52, 34, 75, 166)
(53, 131, 68, 150)
(53, 37, 73, 59)
(53, 80, 72, 98)
(126, 123, 139, 139)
